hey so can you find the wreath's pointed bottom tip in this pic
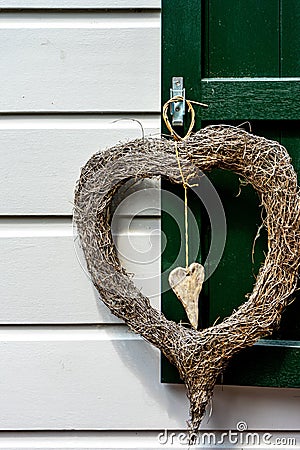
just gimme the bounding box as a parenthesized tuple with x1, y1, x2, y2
(168, 262, 205, 329)
(185, 380, 214, 434)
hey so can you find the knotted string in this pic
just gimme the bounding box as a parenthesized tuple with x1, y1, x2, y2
(162, 96, 208, 269)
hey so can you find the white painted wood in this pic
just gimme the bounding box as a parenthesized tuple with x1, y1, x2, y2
(112, 179, 160, 217)
(0, 115, 160, 215)
(0, 13, 160, 112)
(0, 326, 298, 431)
(0, 326, 186, 430)
(0, 0, 161, 8)
(0, 218, 160, 324)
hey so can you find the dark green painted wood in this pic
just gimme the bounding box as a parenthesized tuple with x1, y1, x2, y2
(207, 122, 277, 326)
(222, 345, 300, 388)
(203, 122, 300, 344)
(162, 344, 300, 387)
(161, 0, 300, 387)
(281, 0, 300, 76)
(200, 79, 300, 120)
(204, 0, 280, 78)
(206, 171, 267, 325)
(161, 120, 300, 386)
(162, 0, 203, 135)
(278, 122, 300, 342)
(161, 181, 208, 328)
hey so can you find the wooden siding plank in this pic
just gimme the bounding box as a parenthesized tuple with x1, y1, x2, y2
(0, 13, 160, 112)
(0, 115, 160, 215)
(201, 79, 300, 120)
(0, 218, 160, 323)
(0, 327, 188, 430)
(0, 0, 161, 8)
(0, 430, 298, 449)
(0, 327, 299, 430)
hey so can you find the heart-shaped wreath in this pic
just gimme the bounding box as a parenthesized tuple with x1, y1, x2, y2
(74, 125, 300, 433)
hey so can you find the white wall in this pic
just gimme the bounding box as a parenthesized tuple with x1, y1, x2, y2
(0, 1, 299, 449)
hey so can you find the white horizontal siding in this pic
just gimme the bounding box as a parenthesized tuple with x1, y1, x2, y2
(0, 115, 160, 215)
(0, 0, 161, 8)
(0, 12, 160, 112)
(0, 326, 186, 430)
(0, 431, 298, 450)
(0, 217, 160, 324)
(0, 326, 299, 431)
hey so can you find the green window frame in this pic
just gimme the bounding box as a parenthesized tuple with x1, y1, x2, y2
(161, 0, 300, 387)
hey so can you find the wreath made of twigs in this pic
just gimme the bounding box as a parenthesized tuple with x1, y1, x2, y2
(74, 125, 300, 434)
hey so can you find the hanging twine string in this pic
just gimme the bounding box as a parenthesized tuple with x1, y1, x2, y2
(162, 95, 208, 269)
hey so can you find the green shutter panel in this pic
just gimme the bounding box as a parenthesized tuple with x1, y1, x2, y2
(161, 0, 300, 386)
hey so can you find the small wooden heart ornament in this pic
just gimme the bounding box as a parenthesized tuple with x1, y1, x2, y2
(168, 262, 205, 329)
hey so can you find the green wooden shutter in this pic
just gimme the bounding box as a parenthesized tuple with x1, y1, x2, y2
(161, 0, 300, 386)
